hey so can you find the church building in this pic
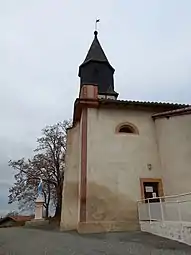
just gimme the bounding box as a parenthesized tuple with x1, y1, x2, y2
(60, 30, 191, 233)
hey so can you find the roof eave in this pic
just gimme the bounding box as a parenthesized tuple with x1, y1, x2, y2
(98, 99, 190, 112)
(79, 59, 115, 74)
(152, 107, 191, 119)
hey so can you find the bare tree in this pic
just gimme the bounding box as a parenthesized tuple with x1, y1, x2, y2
(8, 158, 52, 217)
(8, 120, 72, 218)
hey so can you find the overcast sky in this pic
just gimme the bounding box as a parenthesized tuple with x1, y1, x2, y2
(0, 0, 191, 215)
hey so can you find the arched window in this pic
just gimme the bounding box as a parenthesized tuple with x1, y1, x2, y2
(116, 122, 139, 135)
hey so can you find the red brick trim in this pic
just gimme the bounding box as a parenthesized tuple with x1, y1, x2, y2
(73, 98, 99, 125)
(94, 86, 98, 99)
(79, 107, 88, 222)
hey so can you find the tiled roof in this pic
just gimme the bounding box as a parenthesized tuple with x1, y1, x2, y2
(152, 106, 191, 119)
(10, 216, 34, 222)
(99, 99, 190, 109)
(0, 215, 34, 224)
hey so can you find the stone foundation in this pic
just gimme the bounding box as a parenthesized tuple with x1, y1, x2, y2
(68, 220, 140, 234)
(25, 219, 49, 228)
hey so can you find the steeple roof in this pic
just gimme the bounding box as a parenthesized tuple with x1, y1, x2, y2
(78, 30, 118, 98)
(80, 31, 114, 71)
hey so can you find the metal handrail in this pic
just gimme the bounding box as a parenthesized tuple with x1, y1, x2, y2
(138, 191, 191, 225)
(137, 191, 191, 203)
(138, 199, 191, 204)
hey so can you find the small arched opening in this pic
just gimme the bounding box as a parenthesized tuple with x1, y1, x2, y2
(116, 122, 139, 135)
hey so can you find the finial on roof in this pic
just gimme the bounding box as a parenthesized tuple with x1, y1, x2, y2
(94, 19, 100, 35)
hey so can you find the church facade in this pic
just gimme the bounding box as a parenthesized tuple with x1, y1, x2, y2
(60, 30, 191, 233)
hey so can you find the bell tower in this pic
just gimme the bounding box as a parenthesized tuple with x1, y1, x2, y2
(78, 30, 118, 100)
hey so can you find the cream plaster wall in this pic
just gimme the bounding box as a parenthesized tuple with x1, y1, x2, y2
(155, 114, 191, 196)
(86, 107, 162, 222)
(60, 123, 81, 230)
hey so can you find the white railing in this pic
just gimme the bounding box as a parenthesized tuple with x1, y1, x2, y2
(137, 192, 191, 224)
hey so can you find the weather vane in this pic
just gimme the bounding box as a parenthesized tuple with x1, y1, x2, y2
(95, 19, 100, 32)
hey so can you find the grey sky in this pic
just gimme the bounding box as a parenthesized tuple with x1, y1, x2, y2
(0, 0, 191, 215)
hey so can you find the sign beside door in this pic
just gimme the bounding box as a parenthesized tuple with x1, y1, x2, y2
(145, 186, 153, 193)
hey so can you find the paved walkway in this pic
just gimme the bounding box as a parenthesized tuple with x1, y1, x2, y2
(0, 227, 191, 254)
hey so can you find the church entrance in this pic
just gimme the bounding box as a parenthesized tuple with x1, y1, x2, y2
(140, 178, 164, 203)
(143, 182, 159, 203)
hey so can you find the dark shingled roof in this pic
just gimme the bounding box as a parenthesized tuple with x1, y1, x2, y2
(80, 31, 114, 70)
(78, 31, 117, 96)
